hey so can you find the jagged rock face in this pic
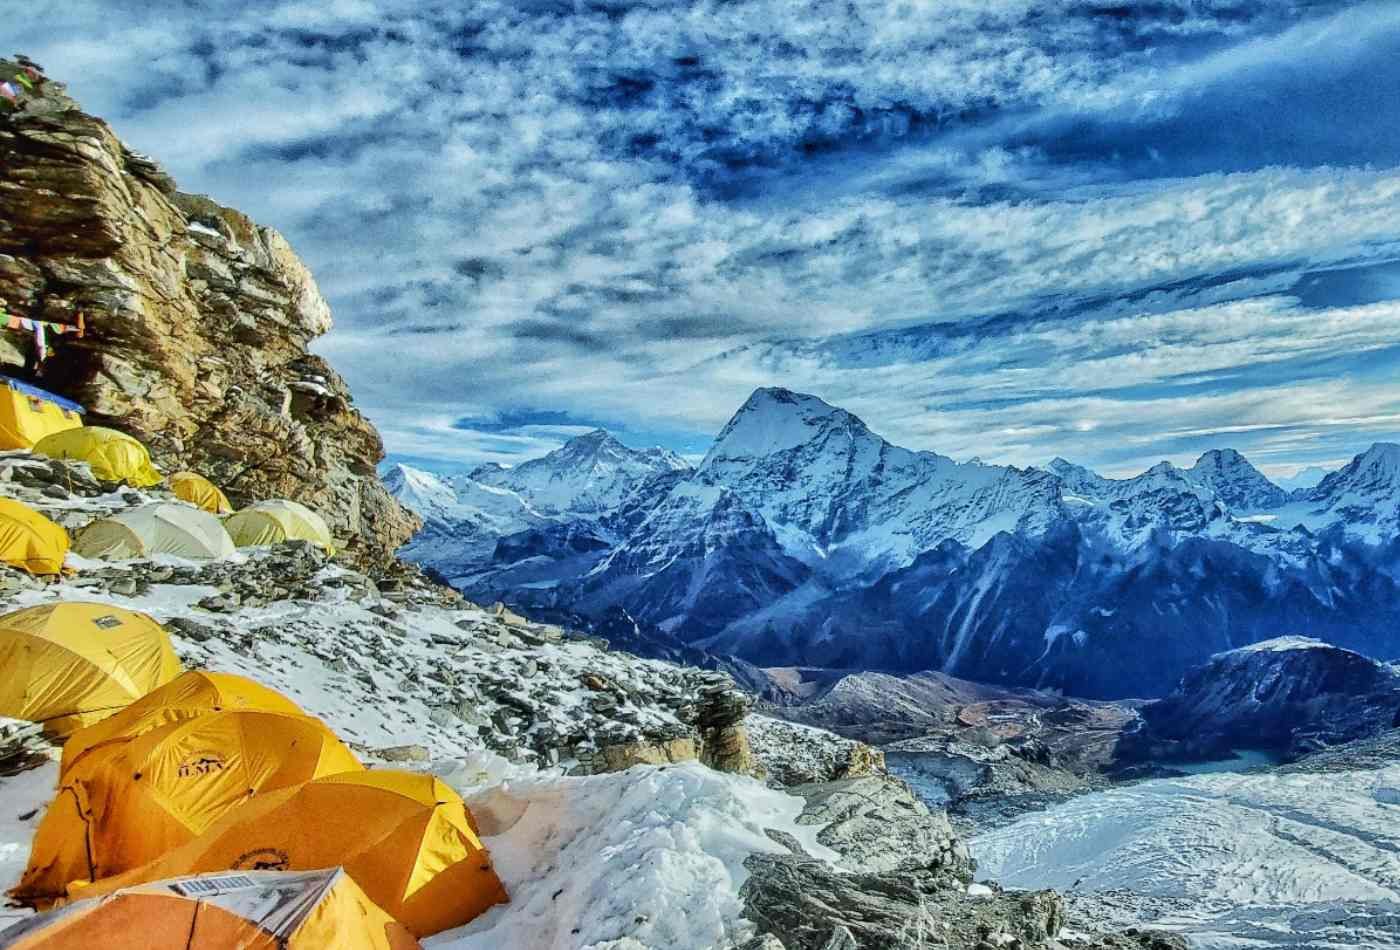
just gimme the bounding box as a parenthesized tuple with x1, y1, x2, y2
(739, 775, 985, 950)
(0, 64, 417, 566)
(745, 716, 886, 786)
(740, 776, 1066, 950)
(1131, 637, 1400, 761)
(740, 856, 1064, 950)
(792, 776, 970, 876)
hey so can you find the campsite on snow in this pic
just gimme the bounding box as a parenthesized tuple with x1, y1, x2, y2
(6, 1, 1400, 946)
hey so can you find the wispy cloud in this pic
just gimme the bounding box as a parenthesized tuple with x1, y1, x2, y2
(11, 0, 1400, 473)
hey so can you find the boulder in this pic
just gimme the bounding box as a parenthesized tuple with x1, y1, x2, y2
(790, 775, 971, 876)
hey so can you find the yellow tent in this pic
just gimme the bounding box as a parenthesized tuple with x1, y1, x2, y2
(32, 426, 162, 487)
(0, 497, 68, 575)
(169, 471, 232, 514)
(223, 499, 334, 554)
(1, 868, 422, 950)
(0, 602, 181, 737)
(61, 671, 305, 776)
(73, 503, 235, 561)
(15, 708, 362, 906)
(64, 770, 509, 937)
(0, 376, 83, 451)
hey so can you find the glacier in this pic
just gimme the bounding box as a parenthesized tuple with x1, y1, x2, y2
(972, 765, 1400, 948)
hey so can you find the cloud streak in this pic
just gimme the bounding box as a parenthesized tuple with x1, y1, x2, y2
(11, 0, 1400, 474)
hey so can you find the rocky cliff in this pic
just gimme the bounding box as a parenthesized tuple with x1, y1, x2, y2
(0, 59, 416, 566)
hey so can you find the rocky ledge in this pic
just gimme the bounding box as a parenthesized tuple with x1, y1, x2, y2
(0, 451, 829, 780)
(739, 776, 1184, 950)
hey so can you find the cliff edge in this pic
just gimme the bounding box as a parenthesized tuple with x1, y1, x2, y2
(0, 58, 417, 565)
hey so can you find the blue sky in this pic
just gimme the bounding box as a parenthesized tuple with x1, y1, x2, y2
(12, 0, 1400, 477)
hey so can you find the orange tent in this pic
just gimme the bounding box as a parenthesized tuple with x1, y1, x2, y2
(0, 602, 180, 737)
(66, 770, 509, 937)
(0, 497, 68, 575)
(60, 670, 305, 776)
(14, 709, 361, 907)
(0, 375, 82, 452)
(0, 868, 421, 949)
(168, 471, 233, 515)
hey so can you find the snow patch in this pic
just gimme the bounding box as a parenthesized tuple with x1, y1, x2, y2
(430, 762, 837, 949)
(1230, 636, 1330, 655)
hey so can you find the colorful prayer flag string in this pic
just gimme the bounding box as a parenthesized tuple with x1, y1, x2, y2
(0, 308, 86, 365)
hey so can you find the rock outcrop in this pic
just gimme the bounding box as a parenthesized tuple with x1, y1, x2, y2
(739, 775, 1068, 950)
(746, 715, 886, 786)
(0, 59, 416, 566)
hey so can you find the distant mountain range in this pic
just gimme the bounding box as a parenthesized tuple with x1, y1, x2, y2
(387, 388, 1400, 698)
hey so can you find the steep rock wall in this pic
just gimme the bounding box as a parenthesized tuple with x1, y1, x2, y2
(0, 60, 417, 565)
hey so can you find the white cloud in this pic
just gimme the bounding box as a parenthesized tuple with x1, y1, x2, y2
(9, 0, 1400, 474)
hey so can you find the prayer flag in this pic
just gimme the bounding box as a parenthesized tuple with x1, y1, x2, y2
(0, 82, 16, 101)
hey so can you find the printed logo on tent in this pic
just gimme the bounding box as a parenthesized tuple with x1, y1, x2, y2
(232, 848, 291, 872)
(177, 754, 227, 778)
(90, 615, 124, 630)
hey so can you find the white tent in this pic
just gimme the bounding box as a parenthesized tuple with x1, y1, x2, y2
(73, 503, 236, 561)
(223, 499, 334, 554)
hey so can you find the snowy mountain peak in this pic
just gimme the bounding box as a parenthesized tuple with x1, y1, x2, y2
(701, 388, 867, 470)
(1045, 458, 1108, 498)
(1188, 447, 1287, 511)
(638, 446, 692, 472)
(1310, 442, 1400, 501)
(1355, 442, 1400, 476)
(547, 428, 632, 465)
(470, 428, 693, 516)
(383, 462, 458, 521)
(1194, 447, 1248, 465)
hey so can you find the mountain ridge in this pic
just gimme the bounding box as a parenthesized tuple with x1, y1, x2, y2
(392, 395, 1400, 699)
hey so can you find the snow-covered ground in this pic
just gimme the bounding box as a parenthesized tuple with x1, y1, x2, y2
(973, 766, 1400, 948)
(0, 758, 56, 931)
(0, 550, 843, 946)
(435, 759, 838, 949)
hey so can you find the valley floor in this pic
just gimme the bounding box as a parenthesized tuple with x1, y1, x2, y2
(973, 765, 1400, 948)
